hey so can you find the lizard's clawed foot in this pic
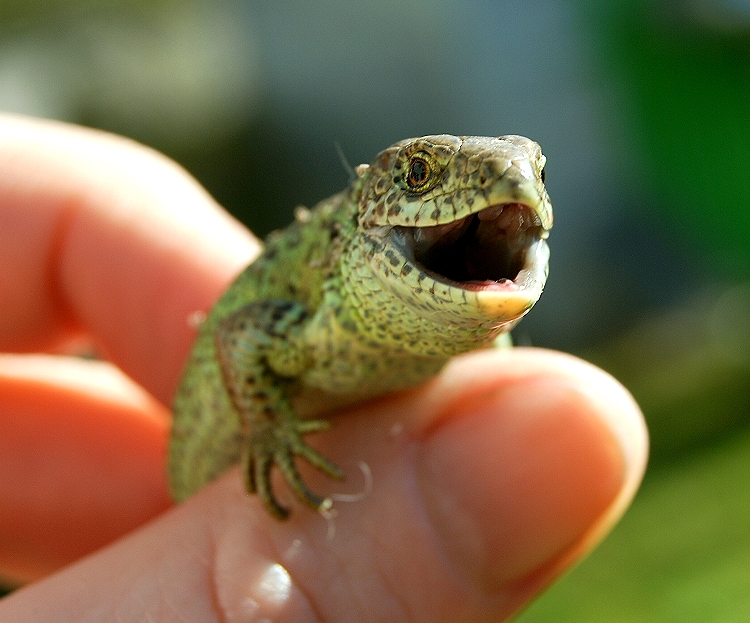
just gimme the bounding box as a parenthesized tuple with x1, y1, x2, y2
(247, 418, 344, 519)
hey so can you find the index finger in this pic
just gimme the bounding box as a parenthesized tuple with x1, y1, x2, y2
(0, 114, 258, 403)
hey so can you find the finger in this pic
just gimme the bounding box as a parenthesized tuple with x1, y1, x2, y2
(0, 113, 257, 403)
(0, 349, 647, 622)
(0, 355, 172, 582)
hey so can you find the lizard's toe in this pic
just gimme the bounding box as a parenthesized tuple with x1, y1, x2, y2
(294, 439, 344, 481)
(247, 420, 343, 518)
(251, 451, 291, 520)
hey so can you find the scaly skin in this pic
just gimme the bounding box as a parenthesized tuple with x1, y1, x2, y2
(169, 135, 553, 519)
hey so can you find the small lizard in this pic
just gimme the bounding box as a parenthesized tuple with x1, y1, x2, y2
(169, 134, 553, 519)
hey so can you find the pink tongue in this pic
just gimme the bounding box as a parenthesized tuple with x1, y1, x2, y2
(460, 278, 519, 292)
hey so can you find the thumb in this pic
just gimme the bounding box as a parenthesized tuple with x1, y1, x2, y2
(0, 348, 647, 622)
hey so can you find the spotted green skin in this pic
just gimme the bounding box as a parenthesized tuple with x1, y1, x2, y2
(169, 135, 552, 519)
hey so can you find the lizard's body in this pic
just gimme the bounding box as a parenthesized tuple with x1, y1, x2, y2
(169, 135, 553, 518)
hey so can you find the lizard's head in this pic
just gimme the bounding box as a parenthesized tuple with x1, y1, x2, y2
(354, 134, 552, 327)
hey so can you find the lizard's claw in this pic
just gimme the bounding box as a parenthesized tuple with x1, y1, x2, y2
(247, 419, 344, 520)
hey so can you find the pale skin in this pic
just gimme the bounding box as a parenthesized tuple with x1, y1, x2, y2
(0, 114, 648, 622)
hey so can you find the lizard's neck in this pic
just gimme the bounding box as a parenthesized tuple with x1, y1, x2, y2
(336, 232, 505, 358)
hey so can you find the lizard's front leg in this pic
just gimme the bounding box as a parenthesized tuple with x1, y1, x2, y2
(216, 300, 343, 519)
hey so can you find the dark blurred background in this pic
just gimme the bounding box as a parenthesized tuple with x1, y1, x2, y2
(1, 0, 749, 619)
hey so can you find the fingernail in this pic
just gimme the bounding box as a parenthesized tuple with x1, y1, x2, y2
(418, 375, 634, 593)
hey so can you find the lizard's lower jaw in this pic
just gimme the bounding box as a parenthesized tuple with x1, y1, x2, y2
(472, 237, 549, 318)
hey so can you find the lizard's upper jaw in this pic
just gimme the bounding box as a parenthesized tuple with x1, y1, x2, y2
(387, 202, 550, 318)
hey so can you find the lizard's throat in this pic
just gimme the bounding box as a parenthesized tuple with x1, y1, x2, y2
(387, 203, 548, 292)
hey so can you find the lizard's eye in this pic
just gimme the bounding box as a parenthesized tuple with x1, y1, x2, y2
(407, 157, 431, 190)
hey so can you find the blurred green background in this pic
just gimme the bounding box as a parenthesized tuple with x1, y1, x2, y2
(1, 0, 749, 619)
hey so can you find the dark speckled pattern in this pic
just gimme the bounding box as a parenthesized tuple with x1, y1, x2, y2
(169, 135, 552, 519)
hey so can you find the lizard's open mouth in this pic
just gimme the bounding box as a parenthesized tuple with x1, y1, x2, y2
(391, 203, 548, 292)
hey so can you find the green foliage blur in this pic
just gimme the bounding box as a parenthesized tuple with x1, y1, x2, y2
(609, 3, 750, 278)
(0, 0, 748, 619)
(522, 2, 750, 620)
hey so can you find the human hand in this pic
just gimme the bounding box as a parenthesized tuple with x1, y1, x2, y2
(0, 114, 648, 622)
